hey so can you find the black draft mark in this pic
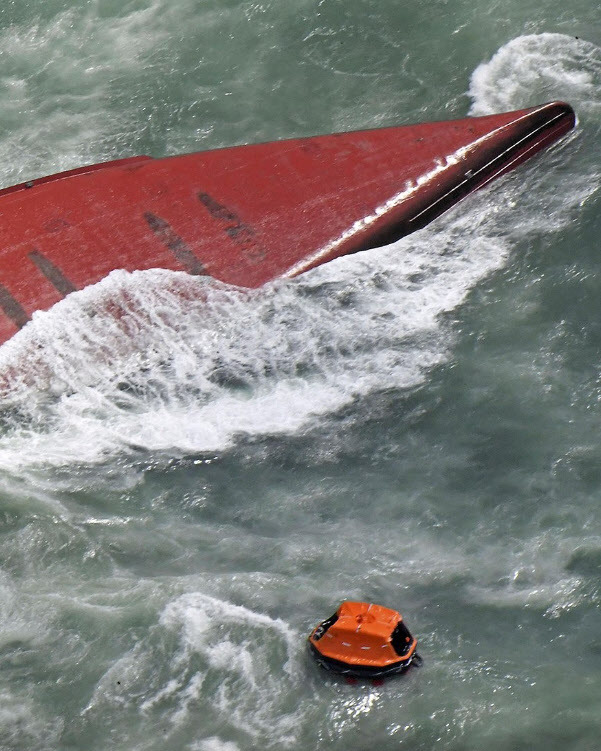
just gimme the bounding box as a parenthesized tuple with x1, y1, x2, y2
(143, 212, 206, 276)
(0, 284, 29, 329)
(198, 192, 266, 263)
(28, 249, 77, 298)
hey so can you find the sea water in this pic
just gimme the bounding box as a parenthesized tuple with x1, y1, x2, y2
(0, 1, 600, 749)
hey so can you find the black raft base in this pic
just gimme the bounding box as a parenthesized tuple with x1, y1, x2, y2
(308, 642, 422, 680)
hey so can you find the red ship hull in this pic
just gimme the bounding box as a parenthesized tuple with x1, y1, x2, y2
(0, 101, 575, 345)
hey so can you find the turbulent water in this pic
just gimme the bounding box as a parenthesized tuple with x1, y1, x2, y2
(0, 2, 601, 750)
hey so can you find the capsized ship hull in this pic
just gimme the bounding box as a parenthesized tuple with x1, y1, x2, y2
(0, 101, 575, 344)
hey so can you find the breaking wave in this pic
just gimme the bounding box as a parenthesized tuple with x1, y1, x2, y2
(82, 592, 305, 748)
(0, 33, 597, 478)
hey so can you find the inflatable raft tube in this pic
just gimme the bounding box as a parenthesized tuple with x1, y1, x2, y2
(0, 101, 575, 345)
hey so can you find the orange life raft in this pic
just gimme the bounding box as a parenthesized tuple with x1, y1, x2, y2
(308, 601, 421, 678)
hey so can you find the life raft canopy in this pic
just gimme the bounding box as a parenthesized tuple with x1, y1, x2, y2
(308, 600, 422, 679)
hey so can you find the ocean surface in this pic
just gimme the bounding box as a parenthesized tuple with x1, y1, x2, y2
(0, 1, 600, 749)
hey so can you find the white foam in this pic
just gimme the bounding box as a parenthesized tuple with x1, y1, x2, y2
(468, 33, 601, 232)
(0, 34, 596, 475)
(160, 593, 302, 743)
(469, 33, 601, 116)
(0, 217, 569, 472)
(160, 592, 298, 674)
(84, 591, 303, 746)
(191, 739, 241, 751)
(0, 230, 480, 472)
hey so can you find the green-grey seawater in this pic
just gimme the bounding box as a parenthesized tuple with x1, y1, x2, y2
(0, 1, 600, 749)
